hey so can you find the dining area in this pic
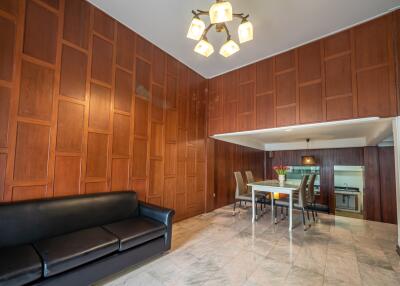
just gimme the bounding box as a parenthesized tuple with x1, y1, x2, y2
(233, 166, 319, 231)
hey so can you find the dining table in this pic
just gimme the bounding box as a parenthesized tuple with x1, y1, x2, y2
(247, 180, 299, 231)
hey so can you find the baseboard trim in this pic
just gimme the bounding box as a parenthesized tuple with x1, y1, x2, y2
(397, 244, 400, 256)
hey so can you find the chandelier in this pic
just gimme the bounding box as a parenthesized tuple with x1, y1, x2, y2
(186, 0, 253, 58)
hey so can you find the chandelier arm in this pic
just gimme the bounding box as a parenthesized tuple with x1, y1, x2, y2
(233, 13, 250, 21)
(195, 9, 209, 16)
(222, 23, 231, 40)
(201, 23, 215, 39)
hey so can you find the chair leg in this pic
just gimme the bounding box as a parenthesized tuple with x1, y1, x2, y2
(314, 202, 318, 217)
(233, 200, 237, 215)
(311, 209, 316, 222)
(306, 209, 310, 221)
(239, 200, 242, 208)
(301, 209, 306, 230)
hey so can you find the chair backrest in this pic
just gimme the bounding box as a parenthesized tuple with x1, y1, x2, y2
(298, 175, 309, 208)
(307, 173, 317, 203)
(245, 171, 255, 184)
(0, 191, 139, 248)
(234, 171, 247, 198)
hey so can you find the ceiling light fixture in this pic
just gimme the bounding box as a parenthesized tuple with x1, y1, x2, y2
(187, 0, 253, 58)
(302, 139, 316, 166)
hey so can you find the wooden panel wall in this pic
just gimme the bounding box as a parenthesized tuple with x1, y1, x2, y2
(270, 147, 397, 223)
(0, 0, 206, 221)
(208, 12, 398, 135)
(208, 140, 265, 209)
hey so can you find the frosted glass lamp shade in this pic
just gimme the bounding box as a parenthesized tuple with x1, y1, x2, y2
(219, 39, 240, 57)
(238, 21, 253, 43)
(187, 18, 206, 41)
(194, 39, 214, 57)
(209, 1, 233, 24)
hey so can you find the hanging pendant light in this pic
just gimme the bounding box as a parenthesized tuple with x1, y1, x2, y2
(219, 38, 240, 57)
(302, 138, 316, 165)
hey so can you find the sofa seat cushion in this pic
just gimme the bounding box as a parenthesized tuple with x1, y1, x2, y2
(0, 244, 42, 286)
(34, 227, 118, 277)
(103, 217, 166, 251)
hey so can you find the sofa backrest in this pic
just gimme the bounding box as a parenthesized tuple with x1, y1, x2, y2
(0, 191, 138, 248)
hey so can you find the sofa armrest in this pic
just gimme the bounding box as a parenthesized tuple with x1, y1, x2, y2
(138, 202, 175, 250)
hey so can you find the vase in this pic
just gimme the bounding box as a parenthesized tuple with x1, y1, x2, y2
(278, 174, 285, 183)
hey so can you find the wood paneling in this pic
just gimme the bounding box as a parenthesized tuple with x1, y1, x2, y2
(151, 84, 164, 122)
(276, 71, 296, 106)
(0, 16, 15, 81)
(136, 35, 152, 62)
(0, 0, 18, 16)
(114, 68, 132, 112)
(132, 138, 148, 178)
(86, 133, 108, 178)
(111, 158, 129, 191)
(256, 93, 274, 129)
(211, 140, 265, 209)
(135, 58, 151, 99)
(299, 83, 322, 123)
(149, 159, 163, 196)
(19, 60, 54, 121)
(166, 75, 177, 109)
(54, 156, 81, 197)
(324, 31, 351, 57)
(56, 101, 84, 152)
(256, 59, 273, 94)
(23, 0, 58, 63)
(239, 64, 255, 83)
(134, 97, 148, 137)
(363, 147, 382, 221)
(63, 0, 90, 49)
(326, 95, 353, 121)
(207, 12, 398, 135)
(379, 147, 397, 224)
(276, 105, 296, 127)
(325, 55, 352, 97)
(298, 41, 321, 83)
(357, 66, 392, 117)
(0, 154, 6, 200)
(14, 123, 50, 181)
(150, 122, 163, 158)
(91, 36, 113, 84)
(112, 114, 130, 156)
(13, 185, 47, 201)
(89, 83, 111, 130)
(0, 87, 11, 148)
(60, 45, 87, 100)
(93, 8, 114, 40)
(152, 47, 165, 85)
(116, 23, 135, 70)
(1, 0, 206, 222)
(238, 82, 255, 114)
(354, 17, 389, 69)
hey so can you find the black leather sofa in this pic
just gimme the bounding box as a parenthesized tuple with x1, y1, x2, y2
(0, 191, 175, 286)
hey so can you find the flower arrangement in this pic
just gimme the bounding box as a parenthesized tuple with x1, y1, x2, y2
(273, 165, 288, 175)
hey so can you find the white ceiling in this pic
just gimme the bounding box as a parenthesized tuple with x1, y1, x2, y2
(212, 117, 394, 151)
(88, 0, 400, 78)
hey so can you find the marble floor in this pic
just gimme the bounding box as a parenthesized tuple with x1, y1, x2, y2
(98, 205, 400, 286)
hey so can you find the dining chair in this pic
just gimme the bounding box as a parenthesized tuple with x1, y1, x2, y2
(307, 173, 317, 221)
(274, 175, 311, 230)
(245, 170, 271, 210)
(233, 171, 265, 215)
